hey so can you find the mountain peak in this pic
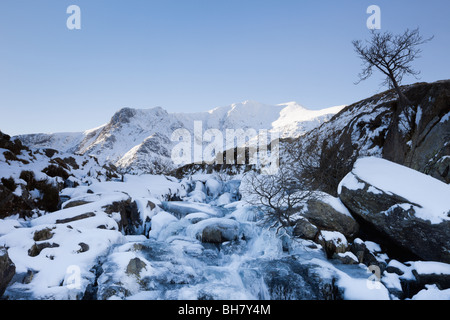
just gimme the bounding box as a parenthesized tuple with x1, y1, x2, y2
(111, 107, 136, 124)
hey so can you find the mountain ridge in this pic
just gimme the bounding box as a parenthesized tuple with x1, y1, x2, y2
(17, 101, 345, 174)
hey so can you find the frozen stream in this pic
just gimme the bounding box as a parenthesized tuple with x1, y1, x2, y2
(95, 176, 385, 300)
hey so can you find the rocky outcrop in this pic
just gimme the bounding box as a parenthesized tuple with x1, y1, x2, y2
(339, 157, 450, 263)
(286, 80, 450, 199)
(0, 132, 121, 219)
(0, 248, 16, 297)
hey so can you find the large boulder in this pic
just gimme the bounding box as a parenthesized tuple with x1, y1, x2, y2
(301, 193, 359, 239)
(339, 157, 450, 263)
(0, 247, 16, 297)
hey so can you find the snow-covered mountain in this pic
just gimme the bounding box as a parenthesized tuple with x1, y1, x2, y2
(17, 101, 345, 173)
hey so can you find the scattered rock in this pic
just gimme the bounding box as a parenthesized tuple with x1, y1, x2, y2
(55, 212, 96, 224)
(63, 200, 92, 209)
(411, 261, 450, 290)
(0, 184, 34, 219)
(22, 269, 35, 284)
(33, 228, 54, 242)
(77, 242, 90, 254)
(28, 242, 60, 257)
(350, 239, 386, 272)
(202, 225, 238, 243)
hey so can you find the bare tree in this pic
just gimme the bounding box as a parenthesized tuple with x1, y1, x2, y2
(243, 167, 318, 233)
(353, 28, 433, 107)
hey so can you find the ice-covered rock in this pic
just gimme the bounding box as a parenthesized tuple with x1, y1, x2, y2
(186, 218, 242, 244)
(159, 201, 225, 219)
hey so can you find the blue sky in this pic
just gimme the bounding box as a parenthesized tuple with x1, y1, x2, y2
(0, 0, 449, 135)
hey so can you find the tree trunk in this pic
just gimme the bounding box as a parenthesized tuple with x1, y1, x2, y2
(389, 74, 411, 110)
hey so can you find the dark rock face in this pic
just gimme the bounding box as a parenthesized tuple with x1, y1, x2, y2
(0, 248, 16, 297)
(111, 107, 137, 125)
(0, 131, 28, 156)
(339, 174, 450, 263)
(383, 81, 450, 184)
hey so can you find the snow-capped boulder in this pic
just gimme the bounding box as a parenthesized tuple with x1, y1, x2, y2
(0, 247, 15, 297)
(339, 157, 450, 263)
(301, 193, 359, 239)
